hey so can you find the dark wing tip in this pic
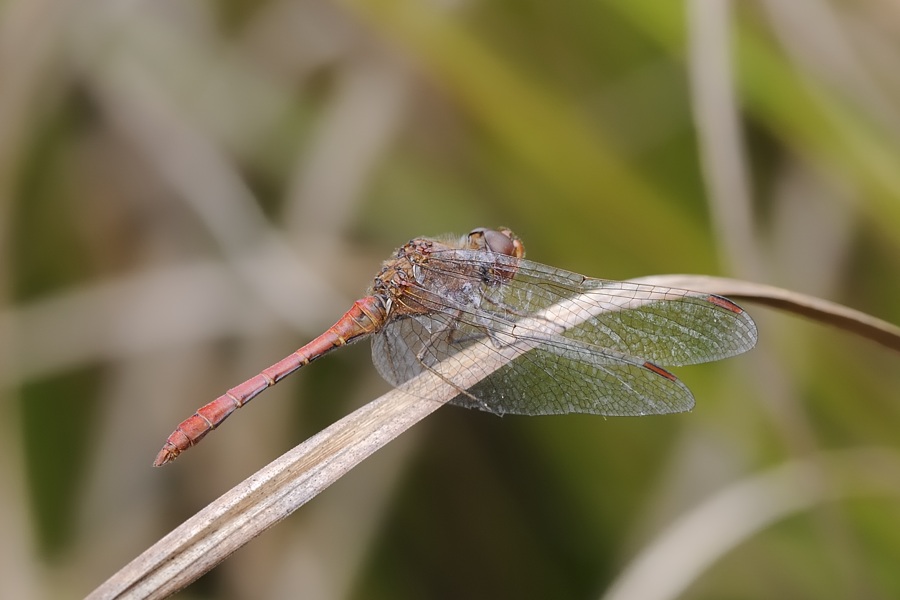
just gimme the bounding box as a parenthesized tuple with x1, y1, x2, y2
(705, 294, 745, 314)
(642, 360, 678, 382)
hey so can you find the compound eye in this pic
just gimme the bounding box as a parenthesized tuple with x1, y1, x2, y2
(467, 227, 524, 257)
(482, 229, 516, 256)
(496, 228, 525, 258)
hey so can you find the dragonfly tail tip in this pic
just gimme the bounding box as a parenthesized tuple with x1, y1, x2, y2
(153, 445, 179, 467)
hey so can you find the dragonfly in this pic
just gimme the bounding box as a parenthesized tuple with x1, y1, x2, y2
(154, 227, 757, 466)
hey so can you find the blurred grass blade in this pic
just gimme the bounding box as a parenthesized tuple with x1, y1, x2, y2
(602, 447, 900, 600)
(339, 0, 713, 268)
(608, 0, 900, 245)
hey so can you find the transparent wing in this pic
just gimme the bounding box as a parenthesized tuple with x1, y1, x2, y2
(411, 249, 758, 367)
(370, 249, 756, 416)
(372, 314, 694, 416)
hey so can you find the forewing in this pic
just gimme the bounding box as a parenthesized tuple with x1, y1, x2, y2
(423, 250, 758, 367)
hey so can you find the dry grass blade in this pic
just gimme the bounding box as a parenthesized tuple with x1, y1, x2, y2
(85, 383, 449, 600)
(634, 274, 900, 354)
(86, 275, 899, 599)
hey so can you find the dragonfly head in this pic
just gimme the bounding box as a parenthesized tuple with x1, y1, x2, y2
(467, 227, 525, 259)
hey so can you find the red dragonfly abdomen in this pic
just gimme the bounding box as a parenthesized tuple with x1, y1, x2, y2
(153, 295, 387, 466)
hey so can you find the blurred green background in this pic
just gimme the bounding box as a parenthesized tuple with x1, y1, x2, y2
(2, 0, 900, 598)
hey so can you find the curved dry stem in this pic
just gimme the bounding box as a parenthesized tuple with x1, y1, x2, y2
(87, 276, 900, 599)
(85, 384, 447, 600)
(601, 447, 900, 600)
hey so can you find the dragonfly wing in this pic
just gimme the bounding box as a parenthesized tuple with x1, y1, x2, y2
(372, 312, 482, 387)
(455, 336, 695, 416)
(373, 313, 694, 417)
(371, 315, 433, 387)
(372, 249, 752, 416)
(424, 251, 758, 367)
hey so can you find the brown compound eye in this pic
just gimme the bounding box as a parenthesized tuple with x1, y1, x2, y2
(496, 227, 525, 258)
(467, 227, 525, 258)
